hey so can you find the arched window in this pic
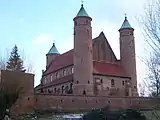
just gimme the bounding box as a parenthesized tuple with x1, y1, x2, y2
(83, 90, 86, 95)
(56, 72, 60, 79)
(68, 83, 73, 94)
(122, 81, 125, 86)
(62, 86, 64, 94)
(63, 69, 67, 76)
(76, 81, 79, 84)
(100, 79, 103, 83)
(54, 88, 57, 93)
(71, 67, 74, 74)
(65, 86, 69, 93)
(70, 83, 73, 88)
(111, 79, 115, 87)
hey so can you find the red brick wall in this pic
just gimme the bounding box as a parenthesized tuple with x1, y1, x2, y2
(35, 94, 160, 111)
(0, 70, 35, 116)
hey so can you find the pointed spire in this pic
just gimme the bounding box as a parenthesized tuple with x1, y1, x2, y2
(119, 14, 133, 31)
(76, 3, 89, 17)
(46, 42, 59, 55)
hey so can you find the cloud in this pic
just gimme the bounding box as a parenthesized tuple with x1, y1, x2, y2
(32, 33, 53, 45)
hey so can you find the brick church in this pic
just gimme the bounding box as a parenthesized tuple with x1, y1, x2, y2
(35, 4, 138, 97)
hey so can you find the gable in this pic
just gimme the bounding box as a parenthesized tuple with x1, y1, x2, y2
(92, 32, 118, 63)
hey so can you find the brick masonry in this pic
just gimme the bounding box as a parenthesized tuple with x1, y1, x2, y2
(34, 94, 160, 111)
(1, 70, 159, 116)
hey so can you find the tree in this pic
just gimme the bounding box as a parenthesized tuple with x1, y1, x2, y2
(0, 80, 21, 119)
(6, 45, 25, 72)
(0, 47, 34, 73)
(139, 0, 160, 97)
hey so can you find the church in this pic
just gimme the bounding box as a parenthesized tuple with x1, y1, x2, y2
(35, 4, 138, 97)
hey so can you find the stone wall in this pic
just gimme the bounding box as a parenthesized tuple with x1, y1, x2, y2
(35, 94, 160, 111)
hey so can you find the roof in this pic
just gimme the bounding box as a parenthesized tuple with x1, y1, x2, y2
(43, 53, 127, 78)
(47, 43, 59, 55)
(119, 16, 133, 31)
(44, 49, 73, 75)
(93, 61, 128, 77)
(43, 32, 127, 77)
(76, 4, 89, 17)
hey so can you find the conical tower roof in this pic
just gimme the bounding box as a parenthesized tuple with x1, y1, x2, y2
(119, 16, 133, 31)
(76, 4, 89, 17)
(46, 42, 59, 55)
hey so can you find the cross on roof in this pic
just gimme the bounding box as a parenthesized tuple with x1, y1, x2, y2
(125, 13, 127, 17)
(81, 0, 84, 4)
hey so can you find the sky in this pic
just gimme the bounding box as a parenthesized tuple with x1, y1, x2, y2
(0, 0, 150, 89)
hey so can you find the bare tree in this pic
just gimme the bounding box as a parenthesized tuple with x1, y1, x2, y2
(0, 76, 22, 119)
(139, 0, 160, 97)
(146, 52, 160, 96)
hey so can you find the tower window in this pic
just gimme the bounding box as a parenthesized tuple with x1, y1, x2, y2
(111, 79, 115, 87)
(100, 79, 103, 83)
(122, 81, 125, 86)
(83, 90, 86, 95)
(88, 81, 90, 84)
(76, 81, 79, 84)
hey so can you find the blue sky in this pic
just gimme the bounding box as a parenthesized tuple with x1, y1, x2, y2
(0, 0, 149, 88)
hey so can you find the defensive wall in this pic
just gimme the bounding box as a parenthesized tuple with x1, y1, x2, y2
(1, 70, 159, 116)
(34, 94, 160, 112)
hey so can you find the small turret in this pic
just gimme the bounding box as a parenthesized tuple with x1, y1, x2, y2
(46, 42, 60, 68)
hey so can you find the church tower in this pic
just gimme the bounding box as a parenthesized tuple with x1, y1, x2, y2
(73, 4, 94, 95)
(119, 16, 138, 96)
(46, 42, 60, 68)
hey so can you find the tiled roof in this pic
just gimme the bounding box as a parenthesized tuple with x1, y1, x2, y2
(44, 49, 73, 75)
(93, 61, 128, 77)
(44, 50, 127, 77)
